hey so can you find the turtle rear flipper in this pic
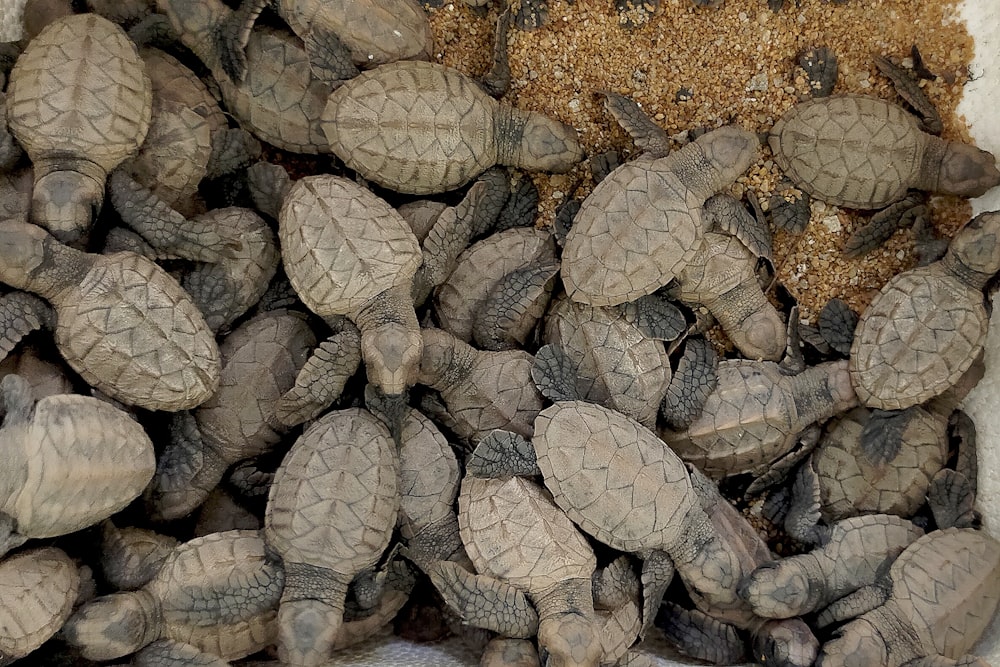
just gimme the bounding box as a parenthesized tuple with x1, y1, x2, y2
(467, 430, 540, 478)
(702, 193, 773, 263)
(639, 549, 674, 639)
(0, 292, 53, 361)
(478, 10, 512, 98)
(619, 293, 686, 342)
(858, 407, 917, 465)
(654, 601, 746, 665)
(205, 128, 261, 181)
(928, 469, 978, 530)
(131, 639, 229, 667)
(531, 343, 583, 403)
(302, 26, 360, 84)
(768, 184, 811, 234)
(797, 47, 838, 98)
(426, 560, 539, 638)
(901, 656, 992, 667)
(817, 297, 858, 358)
(215, 0, 270, 82)
(273, 326, 362, 428)
(746, 423, 821, 498)
(783, 455, 830, 546)
(512, 0, 549, 31)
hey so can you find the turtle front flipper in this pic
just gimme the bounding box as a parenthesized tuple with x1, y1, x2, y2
(702, 193, 773, 263)
(473, 260, 559, 351)
(214, 0, 270, 83)
(639, 549, 674, 638)
(467, 430, 541, 478)
(531, 344, 584, 403)
(814, 584, 888, 628)
(875, 54, 942, 135)
(843, 192, 928, 259)
(601, 91, 672, 158)
(301, 26, 360, 85)
(660, 336, 718, 431)
(783, 455, 829, 546)
(0, 291, 53, 361)
(654, 601, 746, 665)
(426, 559, 539, 638)
(927, 468, 978, 530)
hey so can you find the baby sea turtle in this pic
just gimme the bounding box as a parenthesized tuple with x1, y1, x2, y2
(0, 546, 80, 665)
(816, 527, 1000, 667)
(63, 529, 284, 664)
(562, 93, 761, 307)
(416, 327, 546, 444)
(0, 374, 155, 557)
(279, 174, 422, 397)
(323, 59, 583, 195)
(769, 94, 1000, 209)
(0, 221, 221, 411)
(740, 514, 924, 620)
(145, 309, 316, 521)
(265, 408, 399, 667)
(7, 13, 151, 245)
(156, 0, 333, 153)
(850, 210, 1000, 410)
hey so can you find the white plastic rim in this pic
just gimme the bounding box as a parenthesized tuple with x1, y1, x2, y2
(0, 0, 997, 664)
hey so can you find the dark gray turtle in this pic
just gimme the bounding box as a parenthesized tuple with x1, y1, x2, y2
(7, 13, 152, 245)
(851, 210, 1000, 410)
(0, 546, 80, 665)
(322, 59, 582, 195)
(0, 221, 221, 411)
(416, 327, 546, 445)
(656, 466, 819, 667)
(561, 93, 761, 308)
(63, 529, 284, 664)
(0, 374, 155, 557)
(739, 514, 924, 620)
(156, 0, 334, 153)
(226, 0, 432, 83)
(815, 528, 1000, 667)
(769, 95, 999, 209)
(660, 356, 858, 481)
(265, 408, 398, 666)
(144, 309, 316, 521)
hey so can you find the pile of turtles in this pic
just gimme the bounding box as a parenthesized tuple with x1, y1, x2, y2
(1, 0, 999, 666)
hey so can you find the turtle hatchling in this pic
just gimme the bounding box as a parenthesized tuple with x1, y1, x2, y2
(816, 527, 1000, 667)
(7, 13, 152, 245)
(769, 94, 1000, 209)
(323, 60, 583, 194)
(850, 210, 1000, 410)
(0, 221, 221, 411)
(0, 374, 155, 557)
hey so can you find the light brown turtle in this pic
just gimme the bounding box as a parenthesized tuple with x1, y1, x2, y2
(265, 408, 399, 667)
(561, 95, 761, 309)
(322, 59, 583, 195)
(660, 358, 858, 481)
(0, 546, 80, 665)
(228, 0, 432, 83)
(145, 309, 316, 521)
(0, 374, 155, 557)
(769, 94, 1000, 209)
(739, 514, 924, 620)
(850, 210, 1000, 410)
(6, 13, 152, 245)
(156, 0, 333, 153)
(0, 221, 221, 411)
(416, 327, 546, 445)
(279, 174, 422, 397)
(62, 529, 284, 664)
(816, 527, 1000, 667)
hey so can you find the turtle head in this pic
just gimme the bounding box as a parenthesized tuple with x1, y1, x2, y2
(753, 619, 819, 667)
(946, 211, 1000, 279)
(31, 171, 103, 247)
(935, 141, 1000, 199)
(538, 612, 602, 667)
(361, 321, 422, 396)
(739, 559, 820, 618)
(61, 591, 160, 661)
(815, 618, 888, 667)
(0, 220, 50, 289)
(505, 109, 583, 174)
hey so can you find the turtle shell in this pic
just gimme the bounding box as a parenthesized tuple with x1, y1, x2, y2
(322, 61, 499, 195)
(147, 530, 284, 660)
(887, 528, 1000, 659)
(562, 157, 704, 307)
(265, 408, 398, 574)
(532, 401, 695, 553)
(458, 475, 595, 595)
(662, 360, 797, 478)
(768, 95, 924, 209)
(7, 13, 151, 171)
(279, 174, 421, 317)
(543, 295, 671, 428)
(1, 391, 155, 539)
(0, 547, 79, 663)
(849, 267, 987, 410)
(397, 408, 460, 541)
(53, 252, 221, 411)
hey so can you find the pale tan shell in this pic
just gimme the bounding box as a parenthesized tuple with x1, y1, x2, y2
(1, 390, 155, 540)
(0, 547, 80, 663)
(397, 408, 460, 541)
(850, 267, 987, 410)
(7, 13, 151, 173)
(532, 401, 695, 554)
(459, 475, 595, 596)
(279, 174, 421, 317)
(53, 251, 221, 411)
